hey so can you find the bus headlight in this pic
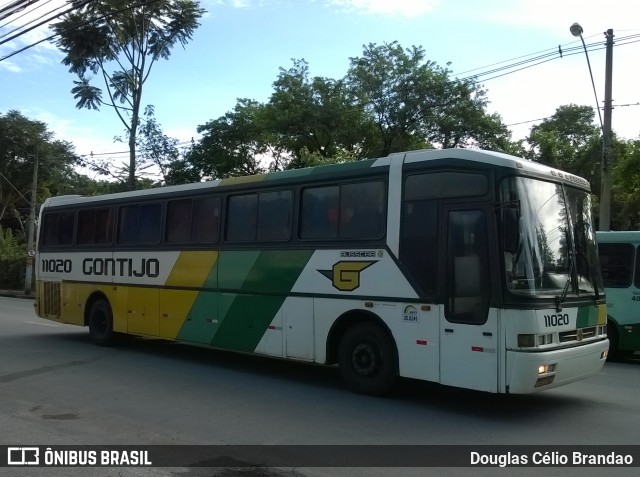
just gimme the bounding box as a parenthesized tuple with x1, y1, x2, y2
(518, 333, 555, 348)
(538, 364, 556, 375)
(518, 334, 535, 348)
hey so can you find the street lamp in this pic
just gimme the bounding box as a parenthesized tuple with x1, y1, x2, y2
(570, 22, 614, 231)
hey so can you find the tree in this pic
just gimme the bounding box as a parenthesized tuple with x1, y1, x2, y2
(346, 42, 516, 156)
(180, 99, 267, 181)
(526, 104, 602, 195)
(51, 0, 205, 189)
(0, 110, 79, 241)
(611, 139, 640, 230)
(264, 59, 370, 167)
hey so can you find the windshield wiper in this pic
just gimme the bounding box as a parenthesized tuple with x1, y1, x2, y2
(575, 250, 601, 304)
(555, 251, 575, 312)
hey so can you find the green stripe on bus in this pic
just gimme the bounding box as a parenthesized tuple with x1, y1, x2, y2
(212, 250, 314, 352)
(176, 251, 259, 344)
(576, 305, 599, 328)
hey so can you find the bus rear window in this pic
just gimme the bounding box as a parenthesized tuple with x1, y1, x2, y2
(42, 211, 75, 247)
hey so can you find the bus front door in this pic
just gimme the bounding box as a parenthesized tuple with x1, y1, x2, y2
(439, 206, 499, 393)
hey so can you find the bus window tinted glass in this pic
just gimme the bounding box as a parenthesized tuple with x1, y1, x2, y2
(139, 204, 161, 244)
(300, 186, 339, 239)
(340, 182, 385, 239)
(42, 211, 75, 247)
(599, 243, 634, 287)
(77, 208, 113, 245)
(227, 194, 258, 242)
(405, 172, 488, 201)
(258, 191, 292, 241)
(118, 204, 161, 245)
(192, 197, 221, 243)
(166, 200, 192, 243)
(400, 200, 438, 294)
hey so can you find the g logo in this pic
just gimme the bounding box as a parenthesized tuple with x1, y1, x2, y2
(319, 261, 376, 291)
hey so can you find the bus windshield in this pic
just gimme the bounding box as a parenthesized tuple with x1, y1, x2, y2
(500, 176, 603, 298)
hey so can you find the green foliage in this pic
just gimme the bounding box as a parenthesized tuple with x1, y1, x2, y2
(51, 0, 205, 189)
(298, 147, 359, 168)
(611, 139, 640, 230)
(0, 258, 26, 289)
(526, 105, 601, 177)
(174, 41, 520, 180)
(0, 225, 23, 259)
(184, 99, 268, 181)
(0, 110, 80, 240)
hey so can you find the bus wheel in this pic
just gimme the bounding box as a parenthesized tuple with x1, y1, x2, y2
(88, 299, 114, 346)
(338, 322, 397, 396)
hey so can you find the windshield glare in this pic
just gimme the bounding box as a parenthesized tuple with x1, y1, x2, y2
(500, 177, 603, 297)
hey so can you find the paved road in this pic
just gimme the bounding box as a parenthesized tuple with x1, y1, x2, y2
(1, 296, 639, 476)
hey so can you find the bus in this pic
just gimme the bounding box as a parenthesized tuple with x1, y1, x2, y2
(596, 231, 640, 357)
(35, 148, 608, 395)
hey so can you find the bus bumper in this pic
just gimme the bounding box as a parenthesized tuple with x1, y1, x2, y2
(506, 339, 609, 394)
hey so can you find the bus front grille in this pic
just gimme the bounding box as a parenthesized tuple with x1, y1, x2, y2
(559, 326, 597, 343)
(42, 282, 61, 317)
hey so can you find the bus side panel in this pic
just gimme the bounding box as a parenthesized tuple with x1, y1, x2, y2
(60, 282, 80, 325)
(312, 298, 440, 383)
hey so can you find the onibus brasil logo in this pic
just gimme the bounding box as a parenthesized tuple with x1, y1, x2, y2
(318, 261, 376, 291)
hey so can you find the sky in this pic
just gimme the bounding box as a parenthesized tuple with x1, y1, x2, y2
(1, 0, 639, 173)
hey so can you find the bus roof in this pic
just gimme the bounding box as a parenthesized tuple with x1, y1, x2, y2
(43, 148, 591, 209)
(596, 231, 640, 243)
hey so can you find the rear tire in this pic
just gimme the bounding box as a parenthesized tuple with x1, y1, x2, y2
(88, 299, 113, 346)
(338, 322, 397, 396)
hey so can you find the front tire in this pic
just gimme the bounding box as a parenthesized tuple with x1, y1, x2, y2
(88, 299, 113, 346)
(338, 322, 398, 396)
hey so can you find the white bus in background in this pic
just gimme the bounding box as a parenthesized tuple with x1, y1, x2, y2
(597, 231, 640, 357)
(35, 148, 608, 395)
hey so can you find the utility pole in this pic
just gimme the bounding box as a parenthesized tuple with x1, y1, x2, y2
(599, 29, 614, 231)
(24, 152, 38, 295)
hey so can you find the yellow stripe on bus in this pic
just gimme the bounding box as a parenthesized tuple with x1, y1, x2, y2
(598, 303, 607, 325)
(165, 251, 218, 288)
(159, 251, 219, 339)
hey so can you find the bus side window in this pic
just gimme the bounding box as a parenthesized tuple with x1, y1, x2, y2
(191, 197, 220, 243)
(257, 190, 292, 241)
(166, 200, 192, 244)
(300, 186, 339, 239)
(226, 194, 258, 242)
(340, 181, 385, 239)
(598, 243, 634, 288)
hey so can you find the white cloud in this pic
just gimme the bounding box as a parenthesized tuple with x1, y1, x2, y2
(327, 0, 440, 17)
(472, 0, 637, 36)
(0, 61, 22, 73)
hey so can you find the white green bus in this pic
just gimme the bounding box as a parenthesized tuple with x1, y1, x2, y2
(35, 148, 608, 395)
(596, 231, 640, 357)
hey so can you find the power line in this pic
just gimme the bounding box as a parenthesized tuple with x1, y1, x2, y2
(0, 0, 66, 41)
(0, 0, 89, 49)
(455, 33, 640, 84)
